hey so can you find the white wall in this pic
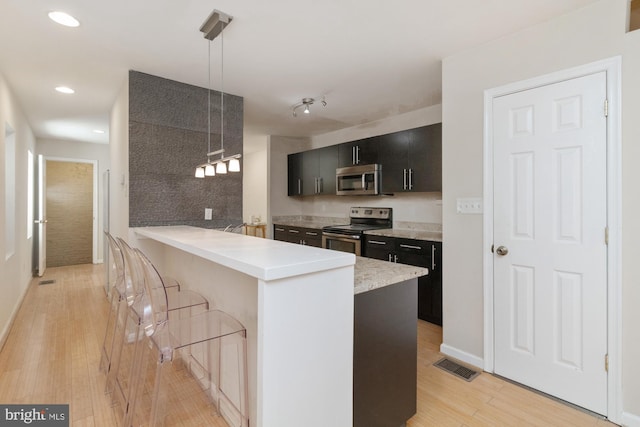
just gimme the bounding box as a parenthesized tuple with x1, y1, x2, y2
(442, 0, 640, 421)
(109, 77, 129, 240)
(0, 72, 36, 347)
(311, 104, 442, 150)
(621, 18, 640, 424)
(36, 138, 110, 261)
(243, 132, 269, 226)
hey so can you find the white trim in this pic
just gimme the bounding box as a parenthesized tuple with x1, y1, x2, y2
(621, 411, 640, 427)
(44, 156, 100, 264)
(0, 276, 30, 352)
(482, 56, 622, 424)
(440, 343, 484, 370)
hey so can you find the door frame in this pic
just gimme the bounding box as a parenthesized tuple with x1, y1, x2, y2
(44, 156, 100, 264)
(482, 56, 622, 422)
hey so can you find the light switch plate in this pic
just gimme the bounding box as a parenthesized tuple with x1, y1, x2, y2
(205, 208, 213, 220)
(456, 198, 483, 214)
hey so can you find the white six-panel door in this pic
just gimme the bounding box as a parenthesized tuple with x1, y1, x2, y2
(492, 71, 608, 415)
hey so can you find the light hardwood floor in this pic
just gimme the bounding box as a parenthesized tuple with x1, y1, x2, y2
(0, 264, 618, 426)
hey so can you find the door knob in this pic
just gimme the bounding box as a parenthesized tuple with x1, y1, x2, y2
(496, 246, 509, 256)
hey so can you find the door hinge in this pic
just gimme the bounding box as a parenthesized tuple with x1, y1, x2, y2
(605, 227, 609, 245)
(604, 99, 609, 117)
(605, 354, 609, 372)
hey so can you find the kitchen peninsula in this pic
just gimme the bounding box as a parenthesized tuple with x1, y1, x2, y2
(133, 225, 427, 427)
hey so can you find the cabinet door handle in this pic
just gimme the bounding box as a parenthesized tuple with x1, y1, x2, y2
(408, 168, 413, 190)
(319, 177, 323, 193)
(368, 240, 387, 245)
(403, 169, 407, 190)
(432, 245, 436, 270)
(400, 244, 422, 250)
(352, 146, 356, 165)
(388, 254, 392, 262)
(356, 145, 360, 164)
(275, 227, 285, 232)
(298, 179, 301, 195)
(288, 229, 300, 234)
(394, 254, 398, 263)
(305, 232, 318, 236)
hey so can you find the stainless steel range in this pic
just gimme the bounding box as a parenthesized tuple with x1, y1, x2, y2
(322, 207, 392, 256)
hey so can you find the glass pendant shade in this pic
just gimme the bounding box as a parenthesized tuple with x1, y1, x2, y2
(216, 161, 227, 174)
(229, 158, 240, 172)
(195, 167, 205, 178)
(204, 164, 216, 176)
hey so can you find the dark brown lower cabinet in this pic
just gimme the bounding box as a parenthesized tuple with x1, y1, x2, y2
(354, 278, 417, 427)
(273, 224, 322, 247)
(364, 236, 442, 326)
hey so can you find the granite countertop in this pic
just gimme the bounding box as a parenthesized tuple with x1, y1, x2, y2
(274, 216, 442, 241)
(272, 215, 348, 230)
(354, 256, 428, 295)
(273, 219, 336, 229)
(365, 228, 443, 242)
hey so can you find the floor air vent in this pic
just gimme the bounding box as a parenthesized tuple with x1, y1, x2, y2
(434, 358, 479, 382)
(39, 279, 56, 285)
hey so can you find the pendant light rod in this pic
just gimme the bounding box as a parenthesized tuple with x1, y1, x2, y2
(220, 25, 224, 156)
(207, 39, 211, 160)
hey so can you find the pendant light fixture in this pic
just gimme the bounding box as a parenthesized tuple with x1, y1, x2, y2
(194, 10, 241, 178)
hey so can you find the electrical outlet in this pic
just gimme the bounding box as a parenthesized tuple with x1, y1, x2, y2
(205, 208, 212, 220)
(456, 198, 483, 214)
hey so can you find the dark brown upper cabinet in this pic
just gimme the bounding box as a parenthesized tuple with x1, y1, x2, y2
(288, 145, 338, 196)
(287, 123, 441, 196)
(378, 124, 442, 193)
(338, 136, 379, 167)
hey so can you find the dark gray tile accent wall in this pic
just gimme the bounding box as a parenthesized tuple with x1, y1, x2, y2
(129, 71, 243, 229)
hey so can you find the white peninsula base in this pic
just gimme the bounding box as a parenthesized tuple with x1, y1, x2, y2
(132, 226, 355, 427)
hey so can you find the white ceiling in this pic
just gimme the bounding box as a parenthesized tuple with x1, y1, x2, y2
(0, 0, 599, 146)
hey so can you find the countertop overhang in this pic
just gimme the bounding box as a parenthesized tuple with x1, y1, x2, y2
(134, 225, 355, 282)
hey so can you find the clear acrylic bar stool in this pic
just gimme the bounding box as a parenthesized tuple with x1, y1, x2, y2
(126, 248, 249, 427)
(100, 232, 182, 380)
(107, 238, 210, 424)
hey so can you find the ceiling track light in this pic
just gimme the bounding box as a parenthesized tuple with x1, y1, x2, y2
(292, 97, 327, 117)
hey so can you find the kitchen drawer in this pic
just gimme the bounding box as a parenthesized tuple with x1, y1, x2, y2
(273, 224, 322, 247)
(363, 235, 394, 261)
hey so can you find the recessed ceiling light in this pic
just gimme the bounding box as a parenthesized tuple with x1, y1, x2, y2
(93, 130, 105, 134)
(55, 86, 75, 94)
(48, 11, 80, 27)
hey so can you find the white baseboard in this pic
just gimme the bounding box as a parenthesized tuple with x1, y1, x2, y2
(440, 343, 484, 370)
(621, 411, 640, 427)
(0, 277, 31, 352)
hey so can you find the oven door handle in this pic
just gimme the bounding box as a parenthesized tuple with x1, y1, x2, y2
(322, 232, 361, 240)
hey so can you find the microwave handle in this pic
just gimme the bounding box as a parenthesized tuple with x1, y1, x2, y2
(362, 174, 366, 190)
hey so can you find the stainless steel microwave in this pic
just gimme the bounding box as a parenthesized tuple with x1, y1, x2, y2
(336, 164, 381, 196)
